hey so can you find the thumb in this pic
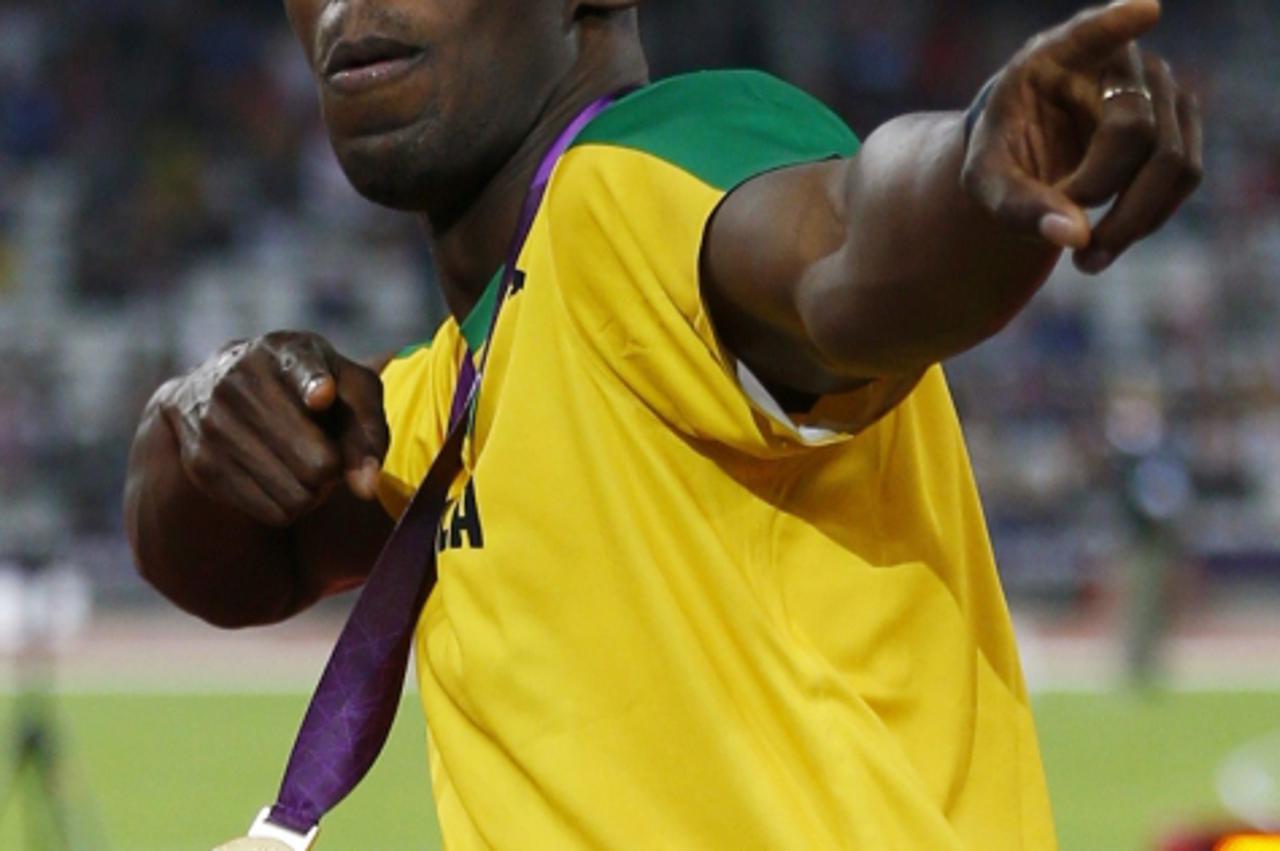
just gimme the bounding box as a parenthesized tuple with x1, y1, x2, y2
(343, 453, 383, 503)
(964, 157, 1092, 250)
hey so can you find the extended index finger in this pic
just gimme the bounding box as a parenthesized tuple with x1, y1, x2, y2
(1042, 0, 1162, 69)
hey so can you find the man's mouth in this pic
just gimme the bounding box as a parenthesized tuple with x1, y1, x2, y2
(322, 36, 427, 95)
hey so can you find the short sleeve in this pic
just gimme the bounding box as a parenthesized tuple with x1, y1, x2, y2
(571, 70, 859, 195)
(546, 70, 887, 458)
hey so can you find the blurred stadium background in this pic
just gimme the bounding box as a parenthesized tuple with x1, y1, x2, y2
(1, 0, 1278, 848)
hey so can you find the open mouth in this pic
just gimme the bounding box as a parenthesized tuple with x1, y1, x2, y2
(322, 36, 427, 94)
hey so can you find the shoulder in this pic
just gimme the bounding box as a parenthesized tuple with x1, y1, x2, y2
(380, 318, 461, 441)
(377, 318, 465, 518)
(382, 320, 461, 385)
(568, 70, 860, 193)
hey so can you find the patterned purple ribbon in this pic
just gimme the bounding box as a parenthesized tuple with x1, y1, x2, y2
(264, 94, 620, 838)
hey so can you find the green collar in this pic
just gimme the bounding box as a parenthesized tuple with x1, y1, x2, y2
(458, 267, 504, 353)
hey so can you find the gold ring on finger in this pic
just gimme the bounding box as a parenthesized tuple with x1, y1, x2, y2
(1102, 84, 1154, 103)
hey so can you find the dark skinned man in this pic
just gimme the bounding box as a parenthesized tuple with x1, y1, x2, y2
(125, 0, 1202, 847)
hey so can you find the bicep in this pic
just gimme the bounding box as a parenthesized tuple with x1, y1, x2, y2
(702, 154, 928, 430)
(702, 157, 871, 397)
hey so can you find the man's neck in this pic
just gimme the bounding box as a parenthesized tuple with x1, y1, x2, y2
(425, 27, 648, 325)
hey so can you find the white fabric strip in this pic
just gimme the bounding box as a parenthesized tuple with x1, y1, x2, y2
(734, 360, 849, 446)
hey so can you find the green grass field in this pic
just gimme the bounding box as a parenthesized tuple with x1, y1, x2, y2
(2, 690, 1278, 850)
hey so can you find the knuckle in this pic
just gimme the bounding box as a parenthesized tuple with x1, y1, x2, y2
(259, 330, 297, 350)
(277, 349, 300, 375)
(258, 332, 303, 369)
(217, 340, 253, 369)
(184, 448, 220, 486)
(213, 339, 250, 366)
(1018, 33, 1049, 61)
(261, 331, 328, 372)
(208, 376, 241, 409)
(1072, 7, 1096, 27)
(1143, 53, 1174, 80)
(235, 348, 274, 382)
(151, 378, 185, 416)
(1062, 9, 1092, 36)
(300, 332, 335, 361)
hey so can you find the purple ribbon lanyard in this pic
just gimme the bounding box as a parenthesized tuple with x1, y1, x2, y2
(253, 94, 618, 845)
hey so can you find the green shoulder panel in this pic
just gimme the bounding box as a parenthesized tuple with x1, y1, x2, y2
(571, 70, 860, 192)
(393, 340, 432, 361)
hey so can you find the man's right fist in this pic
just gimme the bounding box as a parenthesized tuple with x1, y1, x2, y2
(154, 331, 390, 528)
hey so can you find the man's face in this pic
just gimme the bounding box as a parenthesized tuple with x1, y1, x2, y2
(283, 0, 574, 214)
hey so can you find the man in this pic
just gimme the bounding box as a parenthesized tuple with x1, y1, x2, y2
(125, 0, 1201, 847)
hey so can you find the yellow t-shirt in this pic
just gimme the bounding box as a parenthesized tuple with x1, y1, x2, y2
(379, 70, 1057, 850)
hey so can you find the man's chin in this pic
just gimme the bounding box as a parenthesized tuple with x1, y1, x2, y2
(332, 126, 436, 212)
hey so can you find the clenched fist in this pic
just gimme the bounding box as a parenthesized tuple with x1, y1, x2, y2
(963, 0, 1203, 274)
(154, 332, 390, 528)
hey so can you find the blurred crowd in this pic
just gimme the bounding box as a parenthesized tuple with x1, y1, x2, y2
(1, 0, 1278, 606)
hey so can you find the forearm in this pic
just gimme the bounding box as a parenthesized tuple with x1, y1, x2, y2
(124, 397, 311, 628)
(799, 112, 1061, 376)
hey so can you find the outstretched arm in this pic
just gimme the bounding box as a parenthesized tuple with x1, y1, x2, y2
(704, 0, 1201, 399)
